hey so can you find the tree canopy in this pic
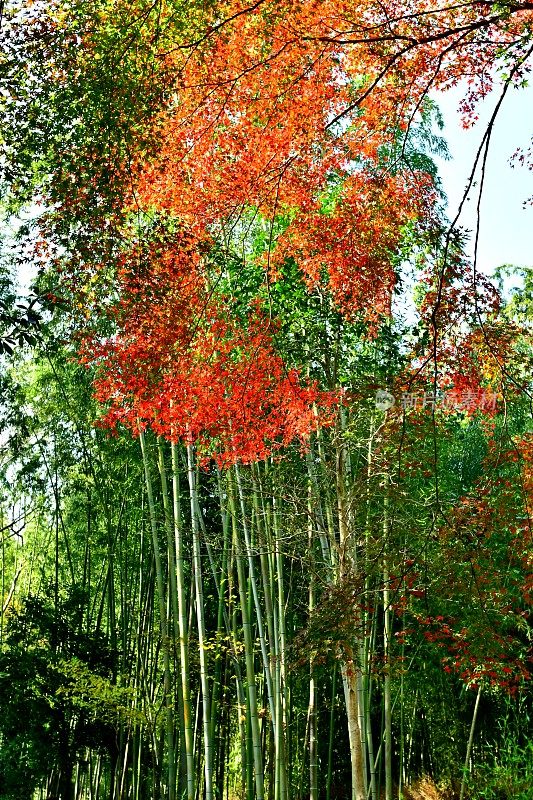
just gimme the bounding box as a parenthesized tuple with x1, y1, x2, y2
(0, 2, 531, 800)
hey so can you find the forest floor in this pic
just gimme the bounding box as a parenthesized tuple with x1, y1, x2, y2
(401, 777, 457, 800)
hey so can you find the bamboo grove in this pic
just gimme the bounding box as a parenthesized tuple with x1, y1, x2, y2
(0, 2, 532, 800)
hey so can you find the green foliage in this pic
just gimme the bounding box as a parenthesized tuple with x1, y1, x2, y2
(0, 215, 42, 354)
(494, 264, 533, 323)
(0, 591, 120, 799)
(467, 739, 533, 800)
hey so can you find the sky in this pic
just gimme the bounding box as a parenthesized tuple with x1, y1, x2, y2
(433, 82, 533, 277)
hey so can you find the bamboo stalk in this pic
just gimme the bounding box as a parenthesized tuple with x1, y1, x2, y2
(171, 442, 196, 800)
(186, 443, 214, 800)
(234, 465, 277, 736)
(326, 663, 337, 800)
(139, 429, 176, 800)
(383, 473, 392, 800)
(336, 423, 366, 800)
(308, 496, 318, 800)
(459, 688, 482, 800)
(228, 471, 265, 800)
(272, 493, 288, 800)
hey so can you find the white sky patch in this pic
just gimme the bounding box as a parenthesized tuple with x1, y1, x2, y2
(434, 82, 533, 277)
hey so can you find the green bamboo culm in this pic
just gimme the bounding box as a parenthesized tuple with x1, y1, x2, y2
(139, 428, 176, 800)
